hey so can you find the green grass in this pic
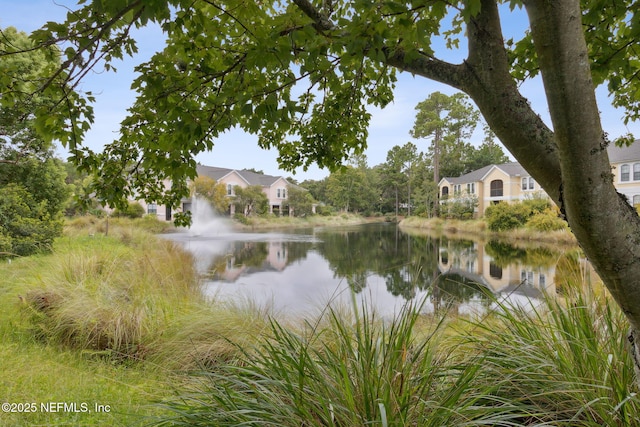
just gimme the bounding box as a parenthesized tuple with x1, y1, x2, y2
(153, 286, 640, 426)
(235, 212, 380, 229)
(400, 216, 578, 245)
(0, 242, 172, 426)
(0, 219, 268, 426)
(459, 285, 640, 426)
(155, 298, 524, 426)
(0, 343, 170, 426)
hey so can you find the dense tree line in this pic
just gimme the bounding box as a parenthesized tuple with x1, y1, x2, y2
(302, 94, 509, 216)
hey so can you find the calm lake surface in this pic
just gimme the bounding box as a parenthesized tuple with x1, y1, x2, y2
(166, 222, 588, 318)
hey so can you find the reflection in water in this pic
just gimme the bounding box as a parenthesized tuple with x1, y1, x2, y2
(165, 223, 591, 318)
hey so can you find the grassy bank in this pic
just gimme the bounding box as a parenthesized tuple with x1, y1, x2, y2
(0, 235, 172, 425)
(0, 218, 270, 426)
(400, 216, 578, 246)
(232, 212, 387, 229)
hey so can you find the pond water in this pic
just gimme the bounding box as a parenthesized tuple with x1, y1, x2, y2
(165, 221, 590, 319)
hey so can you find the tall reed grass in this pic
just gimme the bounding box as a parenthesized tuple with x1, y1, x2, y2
(21, 223, 268, 367)
(153, 285, 639, 426)
(460, 285, 640, 425)
(22, 233, 199, 359)
(155, 297, 526, 426)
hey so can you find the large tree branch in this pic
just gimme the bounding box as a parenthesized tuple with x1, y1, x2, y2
(460, 0, 562, 202)
(524, 0, 640, 334)
(292, 0, 334, 32)
(292, 0, 563, 202)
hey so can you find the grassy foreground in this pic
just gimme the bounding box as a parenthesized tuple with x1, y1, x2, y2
(0, 217, 270, 426)
(1, 217, 639, 426)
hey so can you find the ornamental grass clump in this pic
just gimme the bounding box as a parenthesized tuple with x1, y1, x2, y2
(460, 284, 640, 426)
(22, 233, 201, 360)
(155, 298, 524, 427)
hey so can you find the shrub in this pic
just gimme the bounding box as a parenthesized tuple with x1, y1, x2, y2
(0, 183, 63, 257)
(441, 195, 478, 220)
(526, 208, 568, 232)
(522, 196, 552, 214)
(112, 201, 145, 219)
(485, 202, 529, 231)
(233, 212, 250, 225)
(484, 199, 553, 232)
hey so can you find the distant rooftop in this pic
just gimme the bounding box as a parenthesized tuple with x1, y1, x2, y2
(196, 164, 286, 186)
(443, 162, 529, 184)
(607, 140, 640, 163)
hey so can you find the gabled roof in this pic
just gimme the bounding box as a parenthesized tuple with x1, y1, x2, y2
(607, 140, 640, 163)
(195, 164, 288, 187)
(441, 162, 529, 185)
(238, 169, 283, 186)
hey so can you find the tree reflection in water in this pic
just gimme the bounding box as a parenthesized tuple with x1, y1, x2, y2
(168, 223, 586, 316)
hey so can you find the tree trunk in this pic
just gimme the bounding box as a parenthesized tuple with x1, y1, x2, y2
(523, 0, 640, 385)
(397, 0, 640, 386)
(299, 0, 640, 385)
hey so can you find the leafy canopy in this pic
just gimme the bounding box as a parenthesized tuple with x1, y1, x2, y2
(2, 0, 638, 224)
(1, 27, 70, 257)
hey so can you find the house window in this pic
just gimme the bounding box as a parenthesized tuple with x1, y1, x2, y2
(454, 184, 461, 194)
(277, 188, 287, 199)
(466, 183, 475, 194)
(441, 186, 449, 199)
(147, 203, 157, 215)
(489, 263, 502, 279)
(227, 184, 234, 195)
(633, 195, 640, 206)
(522, 177, 535, 190)
(621, 164, 630, 182)
(490, 180, 503, 197)
(634, 163, 640, 181)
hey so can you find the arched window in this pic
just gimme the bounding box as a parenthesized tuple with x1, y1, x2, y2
(621, 164, 630, 182)
(490, 180, 503, 197)
(441, 186, 449, 199)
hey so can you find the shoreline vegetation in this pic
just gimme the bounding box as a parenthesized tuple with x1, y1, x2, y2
(399, 216, 579, 246)
(2, 215, 636, 426)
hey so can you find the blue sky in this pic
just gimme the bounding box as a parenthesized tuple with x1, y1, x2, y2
(2, 0, 638, 181)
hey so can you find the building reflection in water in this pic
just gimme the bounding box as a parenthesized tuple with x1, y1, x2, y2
(437, 239, 556, 298)
(165, 224, 597, 318)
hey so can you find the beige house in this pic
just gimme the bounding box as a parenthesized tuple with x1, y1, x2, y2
(137, 165, 295, 220)
(608, 142, 640, 207)
(189, 165, 293, 216)
(438, 140, 640, 216)
(439, 162, 547, 216)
